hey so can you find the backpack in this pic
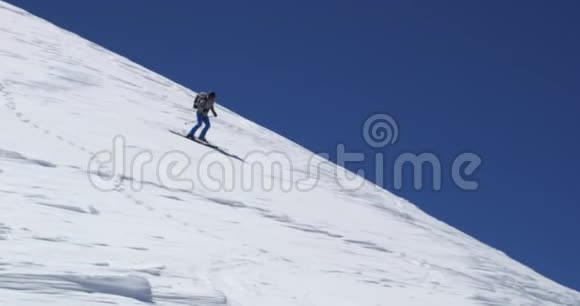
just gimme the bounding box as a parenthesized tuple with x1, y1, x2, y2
(193, 92, 208, 109)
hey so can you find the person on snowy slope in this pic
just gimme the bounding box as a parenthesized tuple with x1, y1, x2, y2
(187, 91, 217, 142)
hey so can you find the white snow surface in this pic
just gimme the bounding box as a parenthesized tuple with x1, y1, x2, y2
(0, 1, 578, 305)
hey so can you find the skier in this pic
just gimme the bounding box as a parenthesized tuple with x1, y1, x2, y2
(187, 91, 217, 142)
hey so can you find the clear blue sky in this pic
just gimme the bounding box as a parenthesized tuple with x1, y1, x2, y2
(7, 0, 579, 291)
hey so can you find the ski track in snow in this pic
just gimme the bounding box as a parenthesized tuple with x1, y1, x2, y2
(0, 1, 579, 305)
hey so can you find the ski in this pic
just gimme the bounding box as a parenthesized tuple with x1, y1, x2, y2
(168, 130, 219, 149)
(169, 130, 245, 162)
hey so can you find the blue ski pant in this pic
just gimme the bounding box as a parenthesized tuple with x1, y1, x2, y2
(187, 112, 210, 138)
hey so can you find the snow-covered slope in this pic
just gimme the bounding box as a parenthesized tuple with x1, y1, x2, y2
(0, 2, 578, 305)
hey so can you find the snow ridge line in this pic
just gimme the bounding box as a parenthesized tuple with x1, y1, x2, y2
(0, 80, 146, 208)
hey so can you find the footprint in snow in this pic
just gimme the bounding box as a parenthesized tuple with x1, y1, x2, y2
(127, 247, 149, 251)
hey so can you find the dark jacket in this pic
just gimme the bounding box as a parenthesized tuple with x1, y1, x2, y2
(197, 95, 217, 116)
